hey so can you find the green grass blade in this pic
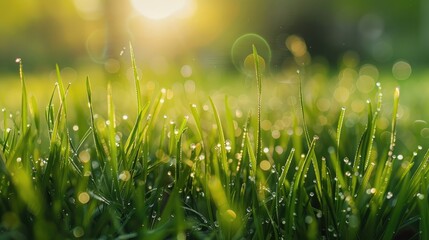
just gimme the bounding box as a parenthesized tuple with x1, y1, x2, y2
(209, 97, 230, 189)
(278, 147, 295, 188)
(130, 43, 143, 112)
(381, 176, 410, 240)
(418, 177, 429, 240)
(29, 96, 40, 133)
(190, 103, 214, 223)
(298, 76, 322, 201)
(107, 82, 120, 194)
(45, 86, 56, 140)
(336, 107, 346, 160)
(18, 59, 28, 135)
(287, 136, 318, 238)
(389, 87, 400, 158)
(56, 64, 67, 114)
(299, 77, 311, 145)
(252, 45, 262, 164)
(224, 96, 236, 154)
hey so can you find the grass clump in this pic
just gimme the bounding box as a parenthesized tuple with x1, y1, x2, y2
(1, 47, 429, 240)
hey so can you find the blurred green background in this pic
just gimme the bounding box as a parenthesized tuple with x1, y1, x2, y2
(0, 0, 427, 74)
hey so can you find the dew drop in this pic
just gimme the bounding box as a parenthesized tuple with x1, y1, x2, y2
(73, 226, 84, 238)
(386, 192, 393, 199)
(119, 170, 131, 181)
(305, 216, 313, 224)
(263, 147, 269, 153)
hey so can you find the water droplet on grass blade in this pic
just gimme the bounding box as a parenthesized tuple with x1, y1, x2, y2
(305, 216, 313, 224)
(387, 192, 393, 199)
(73, 226, 84, 238)
(119, 170, 131, 181)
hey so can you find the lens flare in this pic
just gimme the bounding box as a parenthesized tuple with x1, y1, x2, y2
(231, 33, 271, 76)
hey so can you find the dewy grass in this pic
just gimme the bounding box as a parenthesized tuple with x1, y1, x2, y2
(1, 48, 429, 240)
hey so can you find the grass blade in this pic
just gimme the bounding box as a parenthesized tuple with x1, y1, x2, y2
(252, 45, 262, 165)
(209, 97, 230, 191)
(130, 43, 143, 112)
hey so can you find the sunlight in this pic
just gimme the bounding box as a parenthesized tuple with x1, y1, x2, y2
(131, 0, 193, 20)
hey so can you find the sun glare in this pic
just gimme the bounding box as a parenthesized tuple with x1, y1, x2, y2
(131, 0, 193, 20)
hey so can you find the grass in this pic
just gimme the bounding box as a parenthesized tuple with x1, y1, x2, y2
(1, 46, 429, 240)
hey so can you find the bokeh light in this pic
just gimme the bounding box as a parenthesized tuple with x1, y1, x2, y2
(356, 75, 375, 93)
(285, 35, 311, 66)
(79, 150, 91, 163)
(392, 60, 412, 80)
(259, 160, 271, 171)
(131, 0, 194, 20)
(78, 192, 90, 204)
(73, 0, 103, 20)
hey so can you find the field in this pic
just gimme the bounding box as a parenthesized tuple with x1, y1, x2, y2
(1, 46, 429, 240)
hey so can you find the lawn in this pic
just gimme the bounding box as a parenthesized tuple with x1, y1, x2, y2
(1, 46, 429, 240)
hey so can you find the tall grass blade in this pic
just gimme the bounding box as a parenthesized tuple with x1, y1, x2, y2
(130, 43, 143, 112)
(252, 45, 262, 163)
(18, 59, 28, 135)
(224, 96, 236, 153)
(30, 96, 40, 133)
(298, 78, 322, 201)
(209, 97, 230, 189)
(107, 82, 120, 194)
(336, 107, 346, 160)
(418, 177, 429, 240)
(389, 87, 400, 158)
(278, 148, 295, 189)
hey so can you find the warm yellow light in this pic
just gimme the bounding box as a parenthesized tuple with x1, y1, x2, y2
(131, 0, 192, 20)
(78, 192, 90, 204)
